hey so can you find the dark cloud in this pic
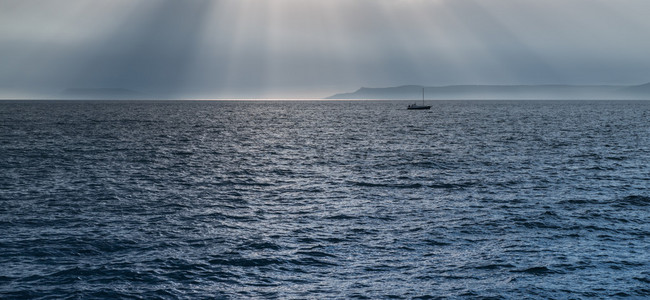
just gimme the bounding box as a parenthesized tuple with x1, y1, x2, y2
(1, 0, 649, 99)
(62, 1, 214, 96)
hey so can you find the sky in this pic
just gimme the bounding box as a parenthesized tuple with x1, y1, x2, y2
(1, 0, 650, 99)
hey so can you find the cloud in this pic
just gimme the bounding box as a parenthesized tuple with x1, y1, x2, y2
(1, 0, 650, 99)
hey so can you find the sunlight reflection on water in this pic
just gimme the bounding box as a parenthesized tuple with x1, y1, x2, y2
(1, 100, 649, 298)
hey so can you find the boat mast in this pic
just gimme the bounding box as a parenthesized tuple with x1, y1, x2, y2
(422, 88, 425, 105)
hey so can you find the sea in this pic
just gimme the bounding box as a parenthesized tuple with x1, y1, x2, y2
(1, 100, 649, 299)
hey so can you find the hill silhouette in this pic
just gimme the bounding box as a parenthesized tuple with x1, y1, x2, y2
(327, 83, 650, 100)
(62, 88, 144, 99)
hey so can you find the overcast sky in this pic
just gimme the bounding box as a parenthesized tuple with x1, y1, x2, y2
(1, 0, 650, 99)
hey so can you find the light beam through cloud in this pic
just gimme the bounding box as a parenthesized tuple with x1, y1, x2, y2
(1, 0, 649, 99)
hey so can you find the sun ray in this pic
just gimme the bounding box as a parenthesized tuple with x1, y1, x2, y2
(1, 0, 650, 99)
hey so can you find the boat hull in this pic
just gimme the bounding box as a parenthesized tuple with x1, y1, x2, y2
(407, 105, 431, 110)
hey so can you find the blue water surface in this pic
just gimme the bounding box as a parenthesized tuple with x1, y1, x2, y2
(1, 100, 649, 299)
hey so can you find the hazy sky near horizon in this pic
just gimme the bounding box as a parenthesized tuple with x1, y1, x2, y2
(1, 0, 650, 99)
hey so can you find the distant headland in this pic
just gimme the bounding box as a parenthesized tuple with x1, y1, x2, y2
(61, 88, 144, 99)
(327, 83, 650, 100)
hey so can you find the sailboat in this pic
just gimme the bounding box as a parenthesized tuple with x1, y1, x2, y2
(407, 88, 432, 110)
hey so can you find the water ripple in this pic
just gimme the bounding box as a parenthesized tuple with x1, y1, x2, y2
(1, 100, 649, 298)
